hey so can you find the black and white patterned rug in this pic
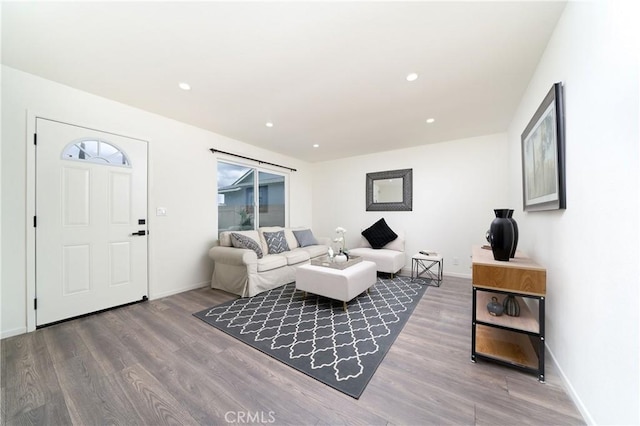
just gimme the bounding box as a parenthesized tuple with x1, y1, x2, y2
(193, 276, 428, 398)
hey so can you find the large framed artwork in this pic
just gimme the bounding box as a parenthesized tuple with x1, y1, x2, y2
(521, 82, 566, 212)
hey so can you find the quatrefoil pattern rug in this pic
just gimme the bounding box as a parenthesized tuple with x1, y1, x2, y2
(194, 276, 428, 398)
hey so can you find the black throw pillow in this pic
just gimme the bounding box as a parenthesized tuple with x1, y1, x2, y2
(361, 218, 398, 249)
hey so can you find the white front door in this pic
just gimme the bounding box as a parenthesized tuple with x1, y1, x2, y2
(35, 118, 148, 326)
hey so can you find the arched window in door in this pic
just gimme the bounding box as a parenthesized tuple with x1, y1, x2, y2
(61, 138, 131, 167)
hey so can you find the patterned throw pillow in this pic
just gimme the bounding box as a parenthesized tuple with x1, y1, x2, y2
(230, 233, 264, 259)
(263, 230, 290, 254)
(292, 229, 318, 247)
(361, 218, 398, 249)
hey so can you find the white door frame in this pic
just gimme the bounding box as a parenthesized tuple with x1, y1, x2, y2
(25, 110, 150, 332)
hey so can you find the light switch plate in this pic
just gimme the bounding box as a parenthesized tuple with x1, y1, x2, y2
(156, 207, 167, 216)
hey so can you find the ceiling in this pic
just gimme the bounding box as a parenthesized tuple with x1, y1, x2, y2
(1, 1, 566, 163)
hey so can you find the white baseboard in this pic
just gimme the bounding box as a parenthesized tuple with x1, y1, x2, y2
(1, 327, 28, 340)
(399, 267, 412, 276)
(546, 345, 593, 425)
(149, 281, 210, 300)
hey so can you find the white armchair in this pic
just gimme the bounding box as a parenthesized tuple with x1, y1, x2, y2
(348, 231, 405, 278)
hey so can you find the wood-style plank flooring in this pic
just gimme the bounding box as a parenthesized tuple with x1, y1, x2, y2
(1, 276, 584, 425)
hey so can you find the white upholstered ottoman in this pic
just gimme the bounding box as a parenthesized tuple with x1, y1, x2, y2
(295, 260, 377, 311)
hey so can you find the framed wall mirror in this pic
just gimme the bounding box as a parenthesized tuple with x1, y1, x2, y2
(366, 168, 413, 211)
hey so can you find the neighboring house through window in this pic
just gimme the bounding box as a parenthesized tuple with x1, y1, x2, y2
(217, 161, 286, 234)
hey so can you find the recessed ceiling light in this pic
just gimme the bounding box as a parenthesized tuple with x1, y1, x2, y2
(178, 82, 191, 91)
(265, 122, 274, 128)
(313, 144, 319, 148)
(406, 73, 418, 82)
(426, 118, 435, 124)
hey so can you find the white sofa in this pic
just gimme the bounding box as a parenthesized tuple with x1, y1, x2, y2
(208, 227, 330, 297)
(348, 231, 406, 277)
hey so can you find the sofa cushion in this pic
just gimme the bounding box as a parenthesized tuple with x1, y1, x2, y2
(257, 254, 287, 272)
(219, 230, 260, 248)
(263, 230, 290, 254)
(381, 233, 404, 252)
(293, 229, 319, 247)
(230, 232, 264, 259)
(361, 218, 398, 249)
(300, 244, 329, 259)
(258, 227, 299, 251)
(284, 249, 310, 265)
(283, 228, 300, 249)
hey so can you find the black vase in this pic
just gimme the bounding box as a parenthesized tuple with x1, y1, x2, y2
(503, 294, 520, 317)
(489, 209, 515, 261)
(506, 209, 519, 258)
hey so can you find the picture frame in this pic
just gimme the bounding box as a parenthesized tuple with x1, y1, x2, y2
(365, 168, 412, 211)
(521, 82, 566, 212)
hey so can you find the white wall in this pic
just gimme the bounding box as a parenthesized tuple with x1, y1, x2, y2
(312, 133, 510, 277)
(1, 66, 313, 338)
(506, 2, 639, 424)
(0, 5, 4, 342)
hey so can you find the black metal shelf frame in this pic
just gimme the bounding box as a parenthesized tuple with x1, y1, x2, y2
(471, 286, 546, 382)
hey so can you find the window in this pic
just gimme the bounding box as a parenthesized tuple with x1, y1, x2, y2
(246, 185, 269, 214)
(217, 162, 286, 233)
(62, 138, 130, 167)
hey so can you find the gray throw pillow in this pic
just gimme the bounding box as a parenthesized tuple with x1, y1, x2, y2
(293, 229, 318, 247)
(230, 233, 264, 259)
(263, 230, 290, 254)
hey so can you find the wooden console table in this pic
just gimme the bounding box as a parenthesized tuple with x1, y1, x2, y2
(471, 245, 547, 382)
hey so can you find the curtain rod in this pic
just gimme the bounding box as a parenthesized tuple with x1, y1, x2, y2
(210, 148, 297, 172)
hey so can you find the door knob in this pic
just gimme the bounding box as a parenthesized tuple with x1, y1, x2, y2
(131, 230, 146, 236)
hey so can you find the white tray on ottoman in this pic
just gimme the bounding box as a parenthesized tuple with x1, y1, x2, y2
(310, 254, 363, 269)
(295, 260, 377, 311)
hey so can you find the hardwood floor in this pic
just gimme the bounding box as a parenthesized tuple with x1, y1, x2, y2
(1, 276, 584, 425)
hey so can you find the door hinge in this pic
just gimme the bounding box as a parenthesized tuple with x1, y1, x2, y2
(33, 216, 37, 228)
(34, 133, 37, 145)
(34, 298, 38, 310)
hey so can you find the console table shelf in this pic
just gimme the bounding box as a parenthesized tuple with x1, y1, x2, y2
(475, 291, 539, 334)
(475, 325, 539, 369)
(471, 246, 546, 382)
